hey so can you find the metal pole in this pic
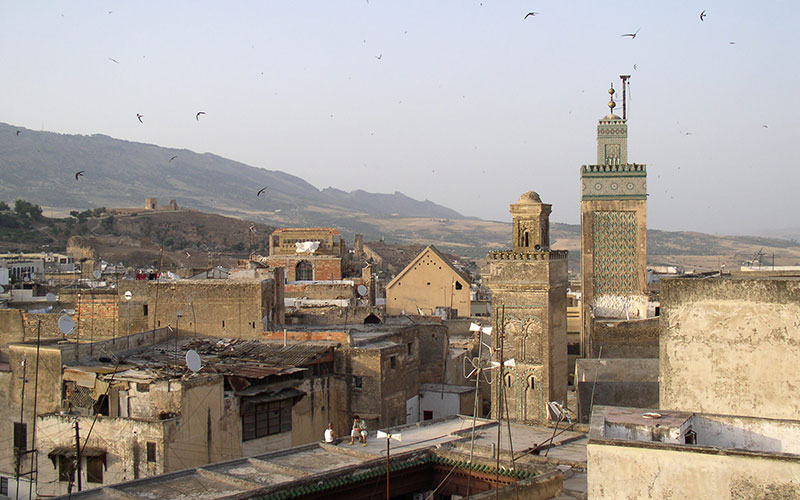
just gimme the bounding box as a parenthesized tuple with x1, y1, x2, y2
(386, 436, 390, 500)
(466, 324, 485, 498)
(74, 421, 82, 492)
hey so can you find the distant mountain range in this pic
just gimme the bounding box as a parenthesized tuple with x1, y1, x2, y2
(4, 122, 800, 270)
(0, 122, 464, 225)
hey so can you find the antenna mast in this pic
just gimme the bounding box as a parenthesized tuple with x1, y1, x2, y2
(619, 75, 631, 120)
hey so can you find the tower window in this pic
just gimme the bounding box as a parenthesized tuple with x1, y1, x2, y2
(524, 231, 530, 247)
(455, 281, 462, 290)
(505, 374, 513, 387)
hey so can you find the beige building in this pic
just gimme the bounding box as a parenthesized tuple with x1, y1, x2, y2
(588, 406, 800, 499)
(660, 277, 800, 420)
(385, 245, 471, 317)
(266, 228, 345, 281)
(580, 84, 648, 355)
(485, 191, 569, 424)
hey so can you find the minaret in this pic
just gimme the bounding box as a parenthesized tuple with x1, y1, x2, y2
(580, 83, 648, 356)
(485, 191, 568, 424)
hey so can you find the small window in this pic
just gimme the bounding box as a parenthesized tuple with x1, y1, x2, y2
(146, 442, 157, 462)
(455, 281, 463, 290)
(222, 320, 225, 328)
(1, 476, 8, 495)
(86, 456, 104, 483)
(505, 374, 513, 388)
(58, 456, 74, 483)
(423, 410, 433, 421)
(567, 343, 581, 355)
(136, 383, 150, 392)
(143, 304, 148, 316)
(426, 282, 431, 286)
(353, 376, 363, 389)
(390, 356, 397, 368)
(528, 376, 535, 390)
(407, 342, 413, 355)
(684, 430, 697, 445)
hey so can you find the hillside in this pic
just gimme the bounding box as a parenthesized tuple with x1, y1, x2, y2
(0, 122, 464, 228)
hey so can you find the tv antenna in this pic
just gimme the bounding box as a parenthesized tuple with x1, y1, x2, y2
(619, 75, 631, 120)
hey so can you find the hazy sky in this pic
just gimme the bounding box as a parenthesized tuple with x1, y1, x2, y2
(1, 2, 798, 235)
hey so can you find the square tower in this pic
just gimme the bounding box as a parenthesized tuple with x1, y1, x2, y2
(580, 85, 648, 355)
(485, 191, 568, 424)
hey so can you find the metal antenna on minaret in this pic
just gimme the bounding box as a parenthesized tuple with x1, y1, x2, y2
(619, 75, 631, 120)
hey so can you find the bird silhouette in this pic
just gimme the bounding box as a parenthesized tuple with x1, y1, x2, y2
(375, 54, 382, 60)
(257, 187, 267, 196)
(524, 12, 539, 19)
(75, 171, 84, 181)
(621, 29, 640, 39)
(16, 131, 20, 136)
(699, 10, 707, 21)
(136, 114, 143, 123)
(169, 155, 178, 162)
(762, 125, 769, 129)
(108, 57, 119, 64)
(196, 111, 206, 121)
(185, 251, 191, 259)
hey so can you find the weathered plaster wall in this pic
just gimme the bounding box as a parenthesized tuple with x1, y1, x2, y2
(385, 249, 471, 317)
(691, 414, 800, 454)
(660, 278, 800, 420)
(588, 441, 800, 499)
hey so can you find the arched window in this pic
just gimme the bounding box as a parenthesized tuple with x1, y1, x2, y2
(528, 376, 536, 390)
(295, 260, 313, 281)
(505, 373, 513, 388)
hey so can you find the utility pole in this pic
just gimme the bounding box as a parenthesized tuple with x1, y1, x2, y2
(74, 421, 82, 492)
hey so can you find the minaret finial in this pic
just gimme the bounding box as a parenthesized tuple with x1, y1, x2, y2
(608, 83, 616, 114)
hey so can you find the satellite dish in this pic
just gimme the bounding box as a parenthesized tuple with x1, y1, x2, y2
(93, 269, 102, 279)
(23, 276, 30, 282)
(185, 350, 202, 373)
(357, 284, 368, 297)
(58, 315, 76, 336)
(534, 244, 542, 251)
(123, 290, 132, 301)
(45, 293, 57, 302)
(0, 285, 5, 293)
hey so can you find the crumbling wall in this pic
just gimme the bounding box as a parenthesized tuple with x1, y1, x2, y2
(575, 358, 659, 423)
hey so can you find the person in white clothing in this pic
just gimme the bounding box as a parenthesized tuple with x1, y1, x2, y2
(324, 423, 337, 443)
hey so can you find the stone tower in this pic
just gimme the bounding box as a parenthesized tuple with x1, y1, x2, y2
(580, 84, 648, 354)
(485, 191, 568, 424)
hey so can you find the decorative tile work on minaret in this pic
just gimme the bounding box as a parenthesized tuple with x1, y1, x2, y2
(580, 83, 648, 354)
(485, 192, 568, 424)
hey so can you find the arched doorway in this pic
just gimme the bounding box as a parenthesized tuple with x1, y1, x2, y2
(295, 260, 313, 281)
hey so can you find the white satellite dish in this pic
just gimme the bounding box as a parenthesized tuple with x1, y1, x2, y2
(23, 276, 30, 282)
(45, 293, 57, 302)
(58, 315, 76, 336)
(357, 284, 368, 297)
(185, 350, 202, 373)
(93, 269, 102, 279)
(469, 322, 481, 332)
(123, 290, 132, 301)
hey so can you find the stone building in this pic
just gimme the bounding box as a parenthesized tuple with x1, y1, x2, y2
(580, 84, 648, 355)
(266, 228, 345, 281)
(485, 191, 568, 424)
(385, 245, 471, 317)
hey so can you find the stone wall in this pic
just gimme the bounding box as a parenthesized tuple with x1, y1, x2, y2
(575, 358, 659, 423)
(660, 277, 800, 419)
(591, 317, 659, 358)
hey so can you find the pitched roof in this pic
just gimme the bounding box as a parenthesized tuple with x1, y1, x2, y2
(386, 245, 471, 290)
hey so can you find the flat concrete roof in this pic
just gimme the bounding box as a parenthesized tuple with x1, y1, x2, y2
(54, 416, 498, 500)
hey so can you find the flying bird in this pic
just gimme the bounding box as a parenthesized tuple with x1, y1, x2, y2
(633, 64, 638, 70)
(257, 187, 267, 196)
(729, 41, 736, 44)
(169, 155, 178, 162)
(699, 10, 706, 21)
(108, 57, 119, 64)
(136, 113, 143, 123)
(249, 224, 256, 234)
(185, 251, 191, 259)
(196, 111, 206, 121)
(75, 170, 84, 181)
(621, 29, 640, 39)
(524, 12, 539, 19)
(762, 125, 769, 129)
(375, 54, 382, 60)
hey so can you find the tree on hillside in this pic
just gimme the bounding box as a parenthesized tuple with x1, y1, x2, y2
(13, 199, 43, 220)
(0, 201, 9, 211)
